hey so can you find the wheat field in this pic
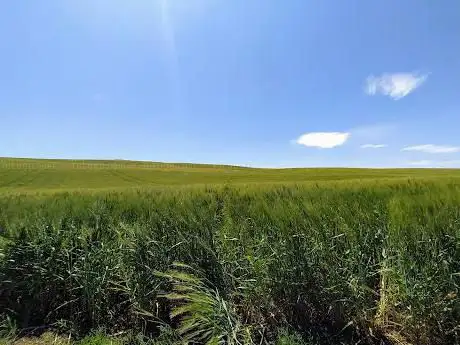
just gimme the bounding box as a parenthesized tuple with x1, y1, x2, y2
(0, 158, 459, 344)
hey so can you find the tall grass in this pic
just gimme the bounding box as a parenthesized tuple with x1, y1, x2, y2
(0, 179, 459, 344)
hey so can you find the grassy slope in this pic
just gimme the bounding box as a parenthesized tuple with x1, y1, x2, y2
(1, 157, 460, 193)
(1, 158, 460, 344)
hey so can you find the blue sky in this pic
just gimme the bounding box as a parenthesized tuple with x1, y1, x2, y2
(1, 0, 460, 167)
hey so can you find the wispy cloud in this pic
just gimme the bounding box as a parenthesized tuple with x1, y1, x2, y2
(360, 144, 387, 149)
(350, 123, 397, 141)
(441, 160, 460, 166)
(296, 132, 350, 149)
(408, 160, 434, 166)
(365, 72, 427, 100)
(402, 144, 460, 154)
(408, 160, 460, 167)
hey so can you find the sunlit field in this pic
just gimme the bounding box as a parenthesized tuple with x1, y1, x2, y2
(1, 158, 459, 344)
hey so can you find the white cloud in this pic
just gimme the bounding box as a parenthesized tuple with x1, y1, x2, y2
(360, 144, 387, 149)
(439, 160, 460, 167)
(408, 160, 434, 166)
(365, 73, 427, 100)
(408, 160, 460, 168)
(296, 132, 350, 149)
(402, 144, 460, 154)
(442, 160, 460, 165)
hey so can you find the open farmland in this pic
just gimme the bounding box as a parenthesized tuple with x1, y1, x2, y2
(1, 157, 460, 192)
(0, 158, 459, 344)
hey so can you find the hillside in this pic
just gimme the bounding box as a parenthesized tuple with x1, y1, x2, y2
(1, 158, 460, 344)
(1, 157, 459, 193)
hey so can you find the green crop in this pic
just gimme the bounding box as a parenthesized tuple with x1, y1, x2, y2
(0, 158, 459, 344)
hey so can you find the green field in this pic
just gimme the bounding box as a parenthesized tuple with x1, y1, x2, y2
(0, 158, 459, 345)
(1, 157, 460, 192)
